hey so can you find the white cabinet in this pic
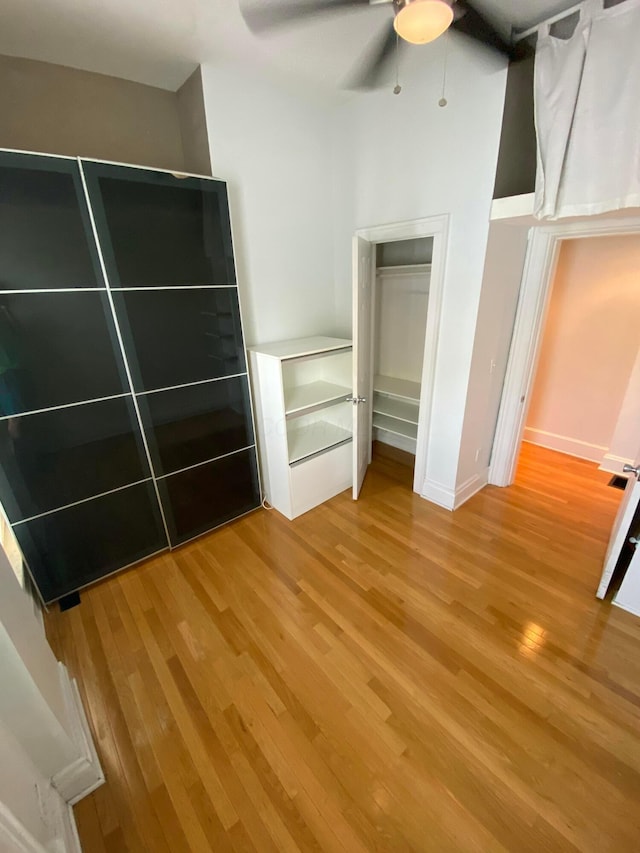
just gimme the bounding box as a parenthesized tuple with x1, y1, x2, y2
(248, 337, 353, 519)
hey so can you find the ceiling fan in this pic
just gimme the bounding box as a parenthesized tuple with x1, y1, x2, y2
(240, 0, 526, 89)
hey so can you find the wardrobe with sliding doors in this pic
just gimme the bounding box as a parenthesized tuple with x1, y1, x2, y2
(0, 151, 261, 604)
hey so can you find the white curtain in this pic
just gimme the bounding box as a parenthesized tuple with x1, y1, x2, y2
(534, 0, 640, 219)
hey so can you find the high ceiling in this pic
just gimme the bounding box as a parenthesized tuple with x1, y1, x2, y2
(0, 0, 577, 91)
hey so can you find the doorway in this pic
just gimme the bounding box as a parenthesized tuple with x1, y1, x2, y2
(490, 214, 640, 487)
(352, 215, 449, 499)
(515, 234, 640, 480)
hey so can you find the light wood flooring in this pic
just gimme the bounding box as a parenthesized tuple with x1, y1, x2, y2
(46, 443, 640, 852)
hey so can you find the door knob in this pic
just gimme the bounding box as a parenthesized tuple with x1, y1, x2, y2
(622, 464, 640, 479)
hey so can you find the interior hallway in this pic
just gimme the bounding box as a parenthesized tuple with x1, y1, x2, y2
(46, 443, 640, 852)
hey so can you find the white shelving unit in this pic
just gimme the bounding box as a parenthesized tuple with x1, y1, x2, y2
(372, 374, 421, 454)
(248, 337, 353, 519)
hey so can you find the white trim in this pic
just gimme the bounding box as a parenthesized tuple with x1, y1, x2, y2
(0, 147, 76, 161)
(613, 599, 640, 618)
(375, 263, 432, 279)
(422, 469, 489, 511)
(355, 214, 450, 500)
(599, 452, 634, 475)
(1, 288, 101, 294)
(0, 803, 48, 853)
(522, 429, 607, 463)
(77, 159, 173, 547)
(156, 444, 256, 480)
(51, 665, 104, 805)
(12, 479, 153, 527)
(490, 193, 535, 220)
(78, 155, 220, 183)
(489, 214, 640, 487)
(0, 393, 130, 423)
(454, 469, 490, 508)
(136, 372, 248, 396)
(112, 284, 235, 290)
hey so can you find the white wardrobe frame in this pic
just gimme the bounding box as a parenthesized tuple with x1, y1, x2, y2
(354, 215, 449, 496)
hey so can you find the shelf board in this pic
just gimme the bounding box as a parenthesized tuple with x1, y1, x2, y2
(373, 394, 419, 425)
(373, 413, 418, 440)
(288, 420, 353, 464)
(285, 381, 350, 417)
(248, 336, 352, 361)
(374, 375, 421, 403)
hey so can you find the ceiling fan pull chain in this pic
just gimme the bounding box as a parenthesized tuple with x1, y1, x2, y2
(439, 31, 449, 107)
(393, 31, 402, 94)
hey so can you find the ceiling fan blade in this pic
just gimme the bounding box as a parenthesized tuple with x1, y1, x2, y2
(241, 0, 372, 34)
(451, 0, 518, 59)
(347, 20, 405, 90)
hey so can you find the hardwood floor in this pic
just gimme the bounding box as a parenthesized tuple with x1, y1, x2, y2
(46, 443, 640, 852)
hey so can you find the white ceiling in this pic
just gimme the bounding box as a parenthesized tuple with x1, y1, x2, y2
(0, 0, 578, 91)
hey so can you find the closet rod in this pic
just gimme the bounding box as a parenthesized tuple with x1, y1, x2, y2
(511, 0, 584, 41)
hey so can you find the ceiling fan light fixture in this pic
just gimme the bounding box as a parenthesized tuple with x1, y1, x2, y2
(393, 0, 454, 45)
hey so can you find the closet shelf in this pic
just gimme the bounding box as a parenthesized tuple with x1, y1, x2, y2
(374, 375, 421, 403)
(285, 381, 350, 417)
(376, 263, 432, 276)
(287, 420, 352, 464)
(373, 413, 418, 440)
(373, 394, 419, 425)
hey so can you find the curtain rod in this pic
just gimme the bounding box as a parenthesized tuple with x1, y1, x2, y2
(511, 0, 584, 42)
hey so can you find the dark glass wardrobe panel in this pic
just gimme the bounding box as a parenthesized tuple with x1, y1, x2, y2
(0, 291, 128, 416)
(0, 152, 102, 291)
(0, 396, 150, 523)
(157, 449, 260, 547)
(13, 481, 167, 603)
(137, 376, 255, 477)
(81, 161, 236, 287)
(111, 288, 246, 392)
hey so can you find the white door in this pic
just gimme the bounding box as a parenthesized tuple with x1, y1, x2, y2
(596, 456, 640, 598)
(614, 536, 640, 618)
(352, 235, 373, 499)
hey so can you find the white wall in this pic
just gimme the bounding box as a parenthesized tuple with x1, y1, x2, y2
(604, 345, 640, 471)
(200, 61, 338, 346)
(460, 219, 530, 482)
(375, 269, 430, 383)
(525, 235, 640, 463)
(332, 40, 508, 497)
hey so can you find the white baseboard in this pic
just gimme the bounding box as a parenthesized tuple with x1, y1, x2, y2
(599, 453, 633, 475)
(52, 664, 104, 805)
(422, 469, 489, 511)
(0, 789, 81, 853)
(523, 427, 607, 463)
(613, 598, 640, 619)
(453, 469, 489, 509)
(373, 428, 417, 456)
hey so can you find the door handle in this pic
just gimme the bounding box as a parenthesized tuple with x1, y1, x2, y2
(622, 464, 640, 480)
(346, 395, 367, 404)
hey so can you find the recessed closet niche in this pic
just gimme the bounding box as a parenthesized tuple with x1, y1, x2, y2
(372, 237, 432, 460)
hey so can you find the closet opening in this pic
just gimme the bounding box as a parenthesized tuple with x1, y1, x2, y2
(371, 237, 432, 477)
(352, 214, 449, 502)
